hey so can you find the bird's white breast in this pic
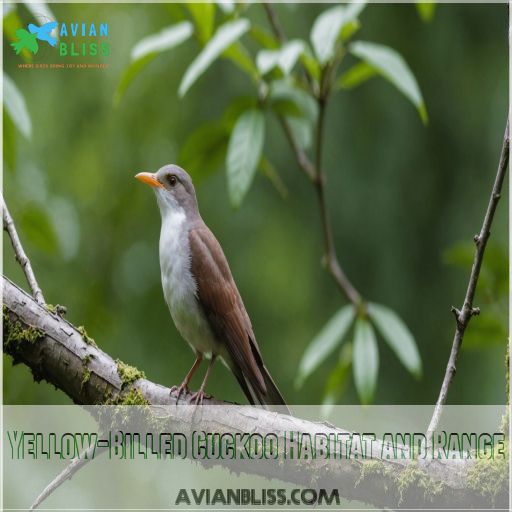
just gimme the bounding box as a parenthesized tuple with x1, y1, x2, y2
(159, 209, 217, 356)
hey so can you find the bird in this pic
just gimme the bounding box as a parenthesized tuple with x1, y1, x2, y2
(28, 22, 58, 47)
(136, 164, 289, 412)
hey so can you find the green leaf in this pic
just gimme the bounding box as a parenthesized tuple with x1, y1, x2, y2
(216, 0, 235, 15)
(276, 40, 305, 75)
(300, 47, 321, 82)
(368, 303, 422, 378)
(256, 40, 305, 76)
(269, 80, 318, 123)
(286, 117, 314, 150)
(353, 318, 379, 404)
(3, 73, 31, 138)
(295, 305, 355, 388)
(341, 19, 361, 41)
(115, 22, 193, 105)
(269, 81, 317, 149)
(131, 22, 193, 61)
(3, 109, 16, 171)
(185, 3, 215, 44)
(416, 2, 436, 22)
(336, 61, 377, 90)
(349, 41, 428, 124)
(256, 49, 280, 75)
(179, 18, 250, 97)
(310, 2, 366, 64)
(226, 108, 265, 207)
(223, 42, 259, 80)
(250, 25, 279, 49)
(322, 342, 353, 412)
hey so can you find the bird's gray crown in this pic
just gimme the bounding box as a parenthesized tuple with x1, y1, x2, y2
(154, 164, 199, 219)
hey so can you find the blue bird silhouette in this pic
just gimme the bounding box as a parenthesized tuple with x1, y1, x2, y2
(28, 22, 58, 47)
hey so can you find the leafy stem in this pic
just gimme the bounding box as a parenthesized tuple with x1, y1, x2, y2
(263, 3, 363, 308)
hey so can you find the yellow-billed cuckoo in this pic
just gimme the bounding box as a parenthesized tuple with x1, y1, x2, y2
(135, 164, 288, 411)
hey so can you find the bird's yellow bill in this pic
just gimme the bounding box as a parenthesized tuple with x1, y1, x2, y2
(135, 172, 163, 188)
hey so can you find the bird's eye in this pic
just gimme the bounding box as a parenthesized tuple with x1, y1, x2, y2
(168, 175, 177, 187)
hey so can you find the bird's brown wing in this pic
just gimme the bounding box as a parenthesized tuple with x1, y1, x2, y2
(189, 226, 267, 396)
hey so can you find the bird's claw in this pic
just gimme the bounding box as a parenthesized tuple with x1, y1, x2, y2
(189, 389, 206, 405)
(170, 382, 189, 403)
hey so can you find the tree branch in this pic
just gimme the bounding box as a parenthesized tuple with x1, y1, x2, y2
(262, 3, 286, 44)
(426, 121, 509, 437)
(313, 97, 362, 307)
(3, 275, 504, 509)
(2, 195, 45, 305)
(277, 116, 316, 182)
(29, 445, 106, 511)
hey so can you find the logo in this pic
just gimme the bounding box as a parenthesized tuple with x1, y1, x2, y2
(11, 22, 57, 55)
(11, 21, 110, 58)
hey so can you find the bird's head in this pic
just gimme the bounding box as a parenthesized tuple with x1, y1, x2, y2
(135, 164, 198, 219)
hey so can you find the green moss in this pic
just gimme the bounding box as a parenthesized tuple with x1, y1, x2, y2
(356, 460, 388, 486)
(119, 388, 149, 405)
(81, 367, 91, 388)
(394, 463, 445, 505)
(103, 389, 113, 403)
(45, 303, 67, 316)
(80, 354, 93, 391)
(466, 444, 508, 505)
(3, 306, 45, 350)
(77, 325, 97, 347)
(115, 359, 145, 388)
(106, 388, 150, 405)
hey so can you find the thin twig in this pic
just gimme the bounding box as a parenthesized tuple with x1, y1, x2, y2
(2, 195, 45, 305)
(262, 3, 286, 43)
(277, 116, 316, 182)
(426, 121, 509, 437)
(313, 98, 361, 307)
(30, 446, 105, 510)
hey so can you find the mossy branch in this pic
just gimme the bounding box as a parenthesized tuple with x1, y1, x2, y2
(3, 275, 508, 509)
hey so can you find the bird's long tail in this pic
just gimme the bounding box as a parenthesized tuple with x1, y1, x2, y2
(258, 364, 290, 414)
(234, 361, 290, 415)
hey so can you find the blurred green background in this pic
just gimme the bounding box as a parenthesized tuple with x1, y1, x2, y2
(3, 3, 508, 406)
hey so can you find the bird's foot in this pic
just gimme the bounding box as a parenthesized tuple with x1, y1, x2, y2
(189, 389, 206, 405)
(170, 382, 189, 403)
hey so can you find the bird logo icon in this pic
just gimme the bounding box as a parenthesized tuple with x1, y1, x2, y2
(10, 21, 58, 55)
